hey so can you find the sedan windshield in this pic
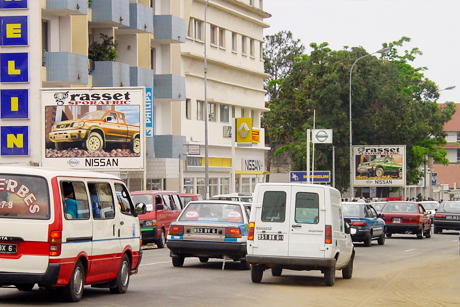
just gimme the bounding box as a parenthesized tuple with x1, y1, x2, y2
(180, 203, 243, 223)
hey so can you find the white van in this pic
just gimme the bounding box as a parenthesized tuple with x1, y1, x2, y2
(0, 166, 144, 301)
(246, 183, 354, 286)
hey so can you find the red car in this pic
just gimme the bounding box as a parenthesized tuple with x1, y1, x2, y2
(380, 201, 432, 239)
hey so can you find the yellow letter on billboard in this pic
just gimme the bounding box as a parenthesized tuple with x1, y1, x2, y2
(7, 134, 23, 148)
(8, 61, 21, 75)
(10, 97, 19, 111)
(6, 24, 21, 38)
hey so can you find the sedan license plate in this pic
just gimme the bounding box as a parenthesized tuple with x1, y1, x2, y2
(446, 216, 459, 220)
(258, 234, 284, 241)
(0, 243, 17, 254)
(393, 218, 402, 223)
(192, 228, 218, 234)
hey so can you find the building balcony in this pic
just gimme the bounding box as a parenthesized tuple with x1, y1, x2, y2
(152, 15, 185, 44)
(45, 0, 88, 15)
(91, 61, 130, 87)
(130, 67, 154, 88)
(43, 52, 88, 86)
(154, 74, 186, 101)
(117, 3, 154, 34)
(90, 0, 130, 28)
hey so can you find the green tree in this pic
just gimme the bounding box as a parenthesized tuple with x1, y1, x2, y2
(264, 38, 455, 193)
(88, 33, 119, 62)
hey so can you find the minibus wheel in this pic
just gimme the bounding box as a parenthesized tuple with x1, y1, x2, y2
(63, 260, 85, 302)
(110, 254, 131, 294)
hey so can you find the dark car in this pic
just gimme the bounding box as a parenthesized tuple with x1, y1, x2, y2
(342, 202, 386, 246)
(380, 201, 431, 239)
(167, 200, 251, 269)
(433, 201, 460, 234)
(357, 156, 402, 178)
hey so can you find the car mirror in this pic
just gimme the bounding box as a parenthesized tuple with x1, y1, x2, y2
(156, 204, 164, 211)
(135, 202, 146, 215)
(378, 213, 384, 218)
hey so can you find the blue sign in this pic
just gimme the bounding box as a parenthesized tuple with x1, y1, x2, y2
(0, 16, 28, 46)
(1, 125, 28, 155)
(1, 52, 28, 83)
(290, 171, 331, 183)
(0, 0, 27, 9)
(431, 173, 437, 186)
(1, 89, 28, 118)
(145, 87, 153, 137)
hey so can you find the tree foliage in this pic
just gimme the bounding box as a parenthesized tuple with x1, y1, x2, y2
(264, 37, 455, 193)
(88, 33, 119, 62)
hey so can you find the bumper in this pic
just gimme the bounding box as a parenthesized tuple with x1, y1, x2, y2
(246, 255, 336, 270)
(49, 129, 86, 142)
(433, 220, 460, 230)
(386, 224, 422, 234)
(168, 240, 247, 259)
(141, 227, 158, 244)
(351, 229, 371, 241)
(0, 263, 60, 286)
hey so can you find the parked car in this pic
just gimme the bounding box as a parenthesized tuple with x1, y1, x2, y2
(210, 193, 253, 203)
(342, 202, 386, 246)
(369, 202, 386, 214)
(380, 201, 431, 239)
(179, 193, 203, 207)
(130, 190, 184, 248)
(419, 201, 439, 222)
(433, 201, 460, 234)
(167, 200, 251, 269)
(357, 156, 402, 178)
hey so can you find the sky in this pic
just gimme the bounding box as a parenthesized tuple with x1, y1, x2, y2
(262, 0, 459, 104)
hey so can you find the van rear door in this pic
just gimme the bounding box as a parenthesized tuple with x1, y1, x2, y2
(288, 185, 326, 258)
(251, 185, 291, 256)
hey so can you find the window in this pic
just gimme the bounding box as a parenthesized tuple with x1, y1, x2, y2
(232, 106, 235, 118)
(232, 32, 237, 51)
(208, 102, 216, 122)
(194, 19, 203, 40)
(91, 182, 115, 219)
(249, 0, 254, 6)
(220, 178, 230, 194)
(261, 191, 286, 222)
(241, 108, 245, 117)
(242, 36, 247, 54)
(210, 24, 217, 45)
(250, 39, 255, 57)
(197, 100, 205, 120)
(115, 183, 134, 215)
(457, 132, 460, 142)
(457, 149, 460, 162)
(186, 99, 192, 119)
(150, 48, 156, 71)
(42, 20, 49, 52)
(295, 192, 319, 224)
(219, 28, 225, 48)
(187, 18, 193, 37)
(241, 178, 250, 193)
(220, 104, 229, 123)
(62, 181, 90, 220)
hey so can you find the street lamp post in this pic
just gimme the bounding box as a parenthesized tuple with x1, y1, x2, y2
(349, 47, 391, 199)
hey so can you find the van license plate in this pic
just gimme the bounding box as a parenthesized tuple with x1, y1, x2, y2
(0, 243, 17, 254)
(193, 228, 218, 234)
(258, 234, 284, 241)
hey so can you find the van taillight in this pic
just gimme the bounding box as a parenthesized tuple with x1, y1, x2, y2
(49, 231, 62, 256)
(248, 222, 255, 241)
(168, 225, 184, 236)
(225, 228, 242, 238)
(325, 225, 332, 244)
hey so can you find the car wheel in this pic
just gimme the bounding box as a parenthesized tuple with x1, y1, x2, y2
(324, 266, 336, 286)
(363, 234, 372, 247)
(342, 252, 354, 279)
(85, 132, 103, 152)
(16, 284, 34, 291)
(416, 228, 423, 239)
(155, 229, 166, 249)
(386, 233, 392, 238)
(172, 256, 184, 267)
(199, 257, 209, 263)
(131, 137, 140, 154)
(377, 232, 385, 245)
(240, 259, 250, 270)
(271, 267, 282, 276)
(424, 226, 432, 238)
(251, 265, 263, 283)
(110, 254, 130, 294)
(63, 260, 85, 302)
(375, 167, 384, 177)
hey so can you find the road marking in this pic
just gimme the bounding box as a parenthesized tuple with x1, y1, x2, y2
(140, 261, 171, 266)
(405, 249, 416, 252)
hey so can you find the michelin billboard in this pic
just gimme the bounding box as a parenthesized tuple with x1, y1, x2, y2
(42, 88, 145, 170)
(353, 145, 405, 187)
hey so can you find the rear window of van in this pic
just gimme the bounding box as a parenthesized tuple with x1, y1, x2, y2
(0, 175, 50, 219)
(261, 191, 286, 222)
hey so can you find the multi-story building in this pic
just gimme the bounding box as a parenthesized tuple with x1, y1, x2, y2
(0, 0, 270, 197)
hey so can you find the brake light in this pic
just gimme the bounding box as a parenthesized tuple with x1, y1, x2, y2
(352, 221, 367, 226)
(168, 225, 184, 236)
(248, 222, 255, 241)
(434, 214, 445, 219)
(225, 228, 242, 238)
(325, 225, 332, 244)
(49, 231, 62, 256)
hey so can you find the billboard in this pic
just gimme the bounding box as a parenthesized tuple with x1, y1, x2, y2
(42, 88, 145, 170)
(353, 145, 405, 187)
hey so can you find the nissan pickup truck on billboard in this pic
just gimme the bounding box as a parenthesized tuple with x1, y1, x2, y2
(353, 145, 406, 187)
(41, 88, 145, 170)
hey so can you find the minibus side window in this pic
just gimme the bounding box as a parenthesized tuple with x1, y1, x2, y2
(61, 181, 90, 220)
(163, 195, 173, 210)
(114, 183, 134, 216)
(261, 191, 286, 222)
(92, 182, 115, 219)
(172, 195, 183, 210)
